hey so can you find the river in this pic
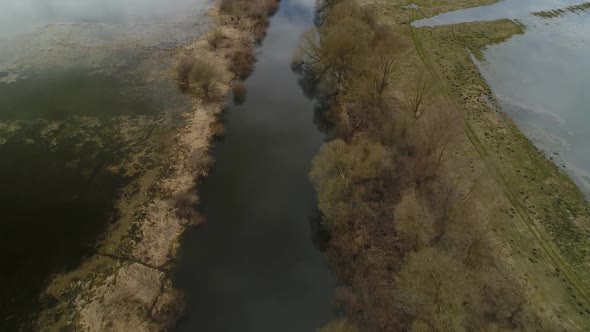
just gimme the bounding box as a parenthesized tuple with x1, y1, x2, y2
(414, 0, 590, 197)
(172, 0, 337, 330)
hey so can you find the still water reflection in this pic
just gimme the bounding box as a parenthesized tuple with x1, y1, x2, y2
(0, 0, 207, 329)
(173, 0, 336, 331)
(414, 0, 590, 196)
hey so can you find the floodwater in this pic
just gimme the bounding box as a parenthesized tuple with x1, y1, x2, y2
(173, 0, 336, 331)
(414, 0, 590, 196)
(413, 0, 588, 27)
(0, 0, 208, 329)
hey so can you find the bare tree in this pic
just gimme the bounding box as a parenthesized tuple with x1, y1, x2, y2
(369, 29, 409, 104)
(405, 67, 434, 120)
(410, 99, 463, 178)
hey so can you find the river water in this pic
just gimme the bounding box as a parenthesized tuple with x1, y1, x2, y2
(0, 0, 208, 329)
(414, 0, 590, 196)
(173, 0, 336, 330)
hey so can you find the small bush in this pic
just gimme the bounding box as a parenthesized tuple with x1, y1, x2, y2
(211, 121, 225, 138)
(230, 46, 256, 79)
(172, 191, 200, 225)
(220, 0, 278, 21)
(249, 0, 279, 20)
(177, 56, 195, 87)
(232, 81, 247, 104)
(189, 58, 222, 100)
(207, 29, 226, 49)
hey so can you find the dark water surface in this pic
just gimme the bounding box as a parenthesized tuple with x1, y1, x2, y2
(0, 0, 207, 329)
(173, 0, 336, 331)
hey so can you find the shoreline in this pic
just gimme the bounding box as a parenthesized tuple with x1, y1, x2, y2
(34, 3, 270, 330)
(305, 0, 590, 329)
(400, 1, 590, 328)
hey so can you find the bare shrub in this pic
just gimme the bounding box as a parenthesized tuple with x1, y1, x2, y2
(249, 0, 279, 20)
(187, 147, 214, 174)
(232, 81, 247, 104)
(394, 187, 435, 251)
(407, 99, 463, 180)
(220, 0, 241, 15)
(404, 67, 434, 120)
(211, 121, 225, 138)
(207, 29, 226, 49)
(189, 58, 222, 100)
(220, 0, 278, 21)
(230, 46, 256, 79)
(177, 56, 195, 87)
(171, 191, 200, 225)
(310, 136, 391, 224)
(396, 248, 477, 331)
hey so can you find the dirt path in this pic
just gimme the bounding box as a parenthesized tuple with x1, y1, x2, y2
(409, 9, 590, 311)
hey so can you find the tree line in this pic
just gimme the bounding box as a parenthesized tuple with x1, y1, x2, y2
(296, 0, 555, 330)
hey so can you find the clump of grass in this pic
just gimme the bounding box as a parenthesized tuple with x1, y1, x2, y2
(207, 29, 226, 49)
(232, 81, 247, 104)
(230, 46, 256, 79)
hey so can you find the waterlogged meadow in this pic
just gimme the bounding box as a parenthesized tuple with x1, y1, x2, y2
(0, 0, 209, 328)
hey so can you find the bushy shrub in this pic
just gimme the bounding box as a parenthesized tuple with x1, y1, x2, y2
(207, 29, 226, 49)
(220, 0, 278, 20)
(177, 56, 195, 87)
(189, 58, 222, 100)
(230, 46, 256, 79)
(171, 191, 200, 225)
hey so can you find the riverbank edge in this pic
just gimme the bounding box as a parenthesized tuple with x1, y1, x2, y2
(309, 0, 590, 329)
(33, 3, 272, 331)
(410, 15, 590, 326)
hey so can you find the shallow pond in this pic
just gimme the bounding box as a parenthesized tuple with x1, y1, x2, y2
(415, 0, 590, 196)
(173, 0, 336, 330)
(0, 0, 208, 329)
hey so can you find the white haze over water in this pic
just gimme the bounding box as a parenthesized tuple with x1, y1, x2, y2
(0, 0, 201, 38)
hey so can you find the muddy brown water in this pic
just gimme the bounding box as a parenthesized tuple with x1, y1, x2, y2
(173, 0, 337, 331)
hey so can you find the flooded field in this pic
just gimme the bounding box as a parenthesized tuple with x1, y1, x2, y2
(415, 0, 590, 196)
(0, 0, 209, 328)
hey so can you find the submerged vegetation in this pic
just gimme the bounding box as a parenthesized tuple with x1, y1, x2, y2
(26, 0, 280, 329)
(533, 2, 590, 18)
(301, 0, 590, 330)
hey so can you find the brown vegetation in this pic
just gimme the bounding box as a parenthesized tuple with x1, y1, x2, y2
(220, 0, 279, 21)
(207, 29, 227, 49)
(177, 56, 225, 101)
(299, 0, 554, 330)
(232, 81, 247, 104)
(230, 46, 256, 79)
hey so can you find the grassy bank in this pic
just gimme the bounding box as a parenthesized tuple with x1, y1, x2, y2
(32, 1, 278, 330)
(299, 0, 590, 330)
